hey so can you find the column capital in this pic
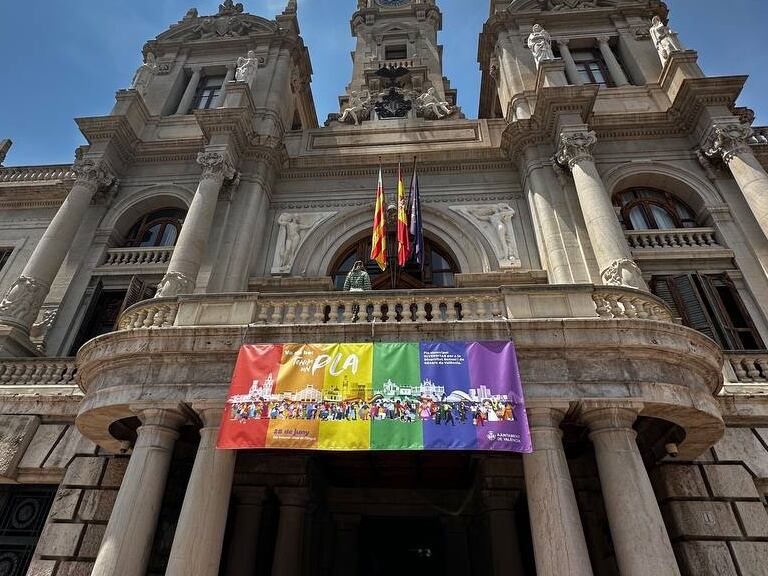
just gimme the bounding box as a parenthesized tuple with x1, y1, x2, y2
(556, 38, 570, 47)
(197, 151, 236, 181)
(73, 158, 117, 189)
(595, 35, 612, 45)
(579, 400, 643, 433)
(556, 130, 597, 169)
(189, 64, 204, 74)
(233, 485, 268, 506)
(705, 122, 754, 164)
(526, 404, 569, 429)
(191, 400, 226, 428)
(131, 402, 189, 430)
(481, 489, 519, 512)
(275, 487, 310, 508)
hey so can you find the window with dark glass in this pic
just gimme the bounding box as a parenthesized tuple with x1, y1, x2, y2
(330, 234, 459, 290)
(0, 248, 12, 272)
(385, 44, 408, 60)
(570, 49, 612, 86)
(125, 209, 186, 248)
(651, 274, 764, 351)
(0, 485, 56, 576)
(191, 75, 225, 111)
(613, 189, 697, 231)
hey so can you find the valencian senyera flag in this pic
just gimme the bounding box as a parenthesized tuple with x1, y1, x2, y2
(396, 163, 410, 267)
(370, 165, 387, 271)
(407, 159, 424, 267)
(217, 341, 532, 453)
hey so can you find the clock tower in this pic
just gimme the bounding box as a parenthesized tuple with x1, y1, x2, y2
(337, 0, 459, 122)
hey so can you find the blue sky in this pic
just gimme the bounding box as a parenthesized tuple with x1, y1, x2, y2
(0, 0, 766, 166)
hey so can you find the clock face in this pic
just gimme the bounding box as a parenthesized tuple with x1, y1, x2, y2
(376, 0, 410, 6)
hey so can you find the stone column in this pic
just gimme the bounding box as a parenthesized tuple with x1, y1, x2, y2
(218, 64, 237, 107)
(441, 516, 471, 576)
(176, 66, 202, 115)
(91, 406, 186, 576)
(332, 514, 360, 576)
(596, 37, 629, 86)
(0, 158, 114, 333)
(223, 487, 267, 576)
(706, 122, 768, 242)
(557, 40, 583, 86)
(271, 488, 309, 576)
(581, 403, 681, 576)
(524, 406, 594, 576)
(482, 490, 526, 576)
(166, 403, 236, 576)
(556, 129, 646, 289)
(155, 151, 234, 297)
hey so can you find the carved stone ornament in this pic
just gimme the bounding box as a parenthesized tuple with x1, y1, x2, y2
(190, 15, 253, 39)
(546, 0, 613, 9)
(374, 87, 413, 119)
(155, 271, 195, 298)
(414, 88, 456, 120)
(556, 130, 597, 169)
(527, 24, 555, 68)
(235, 50, 259, 85)
(197, 152, 235, 181)
(649, 16, 685, 66)
(30, 305, 58, 349)
(218, 0, 244, 15)
(705, 123, 754, 164)
(600, 258, 644, 289)
(338, 91, 373, 125)
(72, 159, 117, 189)
(129, 52, 157, 96)
(0, 139, 11, 166)
(450, 204, 522, 269)
(0, 276, 50, 330)
(271, 212, 337, 275)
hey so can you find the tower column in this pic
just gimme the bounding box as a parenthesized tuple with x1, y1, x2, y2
(218, 64, 237, 107)
(557, 40, 583, 86)
(165, 403, 236, 576)
(482, 489, 526, 575)
(0, 158, 114, 335)
(581, 402, 680, 576)
(524, 406, 594, 576)
(175, 66, 202, 115)
(596, 37, 629, 86)
(223, 487, 267, 576)
(706, 122, 768, 242)
(271, 488, 310, 576)
(556, 128, 645, 289)
(91, 406, 187, 576)
(155, 151, 234, 297)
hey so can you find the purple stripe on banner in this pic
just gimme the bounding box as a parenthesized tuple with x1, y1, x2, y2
(467, 341, 531, 452)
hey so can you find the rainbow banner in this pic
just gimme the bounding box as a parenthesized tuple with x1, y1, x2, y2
(217, 341, 531, 453)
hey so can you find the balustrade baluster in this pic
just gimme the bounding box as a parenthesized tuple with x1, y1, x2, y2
(372, 300, 384, 323)
(271, 303, 285, 324)
(746, 359, 762, 380)
(314, 302, 326, 324)
(257, 303, 270, 324)
(416, 299, 428, 322)
(756, 359, 768, 380)
(285, 303, 297, 324)
(299, 302, 311, 323)
(344, 300, 357, 323)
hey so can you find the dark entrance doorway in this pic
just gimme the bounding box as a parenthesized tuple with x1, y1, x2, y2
(358, 516, 444, 576)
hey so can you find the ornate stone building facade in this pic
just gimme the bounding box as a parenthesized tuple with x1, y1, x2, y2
(1, 0, 768, 575)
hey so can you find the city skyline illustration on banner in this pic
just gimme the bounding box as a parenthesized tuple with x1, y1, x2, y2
(217, 341, 532, 452)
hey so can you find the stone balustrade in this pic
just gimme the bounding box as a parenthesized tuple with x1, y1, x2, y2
(373, 59, 415, 70)
(749, 127, 768, 145)
(0, 165, 75, 182)
(0, 358, 78, 387)
(625, 228, 720, 250)
(100, 246, 174, 267)
(116, 285, 674, 331)
(725, 352, 768, 382)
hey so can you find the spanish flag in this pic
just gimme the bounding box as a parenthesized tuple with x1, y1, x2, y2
(370, 165, 387, 271)
(396, 163, 410, 267)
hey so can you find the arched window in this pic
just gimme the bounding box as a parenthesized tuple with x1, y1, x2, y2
(330, 233, 459, 290)
(613, 188, 697, 231)
(124, 208, 186, 248)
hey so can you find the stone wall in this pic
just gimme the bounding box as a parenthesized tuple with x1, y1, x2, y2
(25, 454, 128, 576)
(653, 460, 768, 576)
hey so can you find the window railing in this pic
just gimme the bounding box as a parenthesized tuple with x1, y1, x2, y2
(100, 246, 174, 268)
(725, 351, 768, 383)
(0, 359, 78, 388)
(625, 228, 721, 250)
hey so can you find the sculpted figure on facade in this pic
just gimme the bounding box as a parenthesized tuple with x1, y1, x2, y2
(650, 16, 684, 65)
(0, 139, 10, 167)
(235, 50, 259, 85)
(527, 24, 555, 68)
(415, 88, 454, 120)
(452, 204, 521, 268)
(339, 91, 373, 125)
(130, 52, 157, 96)
(271, 212, 336, 275)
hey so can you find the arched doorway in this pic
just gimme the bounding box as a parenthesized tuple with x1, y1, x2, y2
(329, 231, 460, 290)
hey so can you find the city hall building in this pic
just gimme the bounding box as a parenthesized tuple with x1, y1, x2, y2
(2, 0, 768, 574)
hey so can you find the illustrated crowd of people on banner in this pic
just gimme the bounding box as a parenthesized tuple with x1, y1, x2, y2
(230, 396, 517, 427)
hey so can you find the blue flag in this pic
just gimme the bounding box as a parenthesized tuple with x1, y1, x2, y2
(407, 162, 424, 268)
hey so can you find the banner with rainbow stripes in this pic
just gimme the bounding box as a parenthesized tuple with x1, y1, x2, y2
(217, 341, 531, 453)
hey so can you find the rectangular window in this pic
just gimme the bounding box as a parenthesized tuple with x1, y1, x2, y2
(0, 248, 12, 272)
(385, 44, 408, 60)
(0, 485, 57, 576)
(570, 50, 612, 87)
(190, 75, 225, 111)
(651, 274, 765, 351)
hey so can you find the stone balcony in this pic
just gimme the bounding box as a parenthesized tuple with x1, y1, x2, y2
(72, 283, 726, 457)
(95, 246, 173, 275)
(625, 228, 733, 262)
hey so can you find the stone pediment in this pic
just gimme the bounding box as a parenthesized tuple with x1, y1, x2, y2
(158, 13, 277, 42)
(505, 0, 615, 12)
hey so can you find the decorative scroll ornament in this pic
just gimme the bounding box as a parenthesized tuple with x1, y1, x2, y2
(601, 258, 644, 289)
(197, 152, 236, 181)
(0, 276, 50, 330)
(556, 130, 597, 169)
(705, 123, 754, 164)
(451, 204, 522, 269)
(155, 271, 195, 298)
(271, 212, 337, 275)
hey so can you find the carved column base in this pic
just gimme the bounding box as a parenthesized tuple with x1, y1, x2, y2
(155, 271, 196, 298)
(0, 276, 50, 333)
(600, 258, 645, 290)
